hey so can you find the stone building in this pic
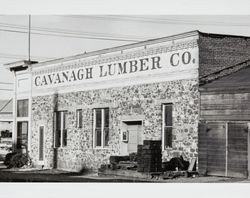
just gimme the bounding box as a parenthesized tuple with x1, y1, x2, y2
(4, 30, 250, 172)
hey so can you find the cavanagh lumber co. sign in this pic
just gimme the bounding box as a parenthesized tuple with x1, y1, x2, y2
(33, 47, 198, 89)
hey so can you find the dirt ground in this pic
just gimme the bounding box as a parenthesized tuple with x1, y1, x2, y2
(0, 161, 249, 183)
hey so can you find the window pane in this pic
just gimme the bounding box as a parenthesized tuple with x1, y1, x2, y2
(62, 112, 67, 129)
(55, 130, 61, 147)
(16, 122, 22, 149)
(104, 127, 109, 146)
(23, 100, 28, 116)
(56, 112, 61, 131)
(164, 127, 172, 148)
(63, 129, 67, 146)
(76, 109, 82, 128)
(104, 108, 109, 128)
(95, 128, 102, 147)
(54, 111, 67, 147)
(79, 110, 82, 128)
(17, 99, 28, 117)
(164, 104, 172, 126)
(95, 109, 102, 128)
(16, 122, 28, 149)
(54, 112, 61, 147)
(39, 126, 44, 161)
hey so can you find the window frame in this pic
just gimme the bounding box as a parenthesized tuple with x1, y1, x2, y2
(53, 111, 67, 148)
(93, 108, 109, 149)
(162, 103, 173, 150)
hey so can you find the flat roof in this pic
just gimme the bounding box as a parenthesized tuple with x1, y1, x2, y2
(200, 60, 250, 91)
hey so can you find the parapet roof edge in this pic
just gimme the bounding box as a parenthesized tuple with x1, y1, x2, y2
(31, 30, 200, 68)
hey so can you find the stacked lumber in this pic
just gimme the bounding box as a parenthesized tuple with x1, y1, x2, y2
(137, 140, 162, 172)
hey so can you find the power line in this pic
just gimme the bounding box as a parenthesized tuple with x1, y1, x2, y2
(0, 27, 141, 42)
(0, 53, 56, 60)
(0, 22, 146, 42)
(28, 15, 31, 62)
(64, 15, 250, 27)
(0, 21, 148, 40)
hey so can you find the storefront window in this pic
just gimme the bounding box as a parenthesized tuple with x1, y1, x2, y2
(76, 109, 83, 128)
(17, 99, 28, 117)
(93, 108, 109, 148)
(53, 111, 67, 147)
(162, 104, 173, 148)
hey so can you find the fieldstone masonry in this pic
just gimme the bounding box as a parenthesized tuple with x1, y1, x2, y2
(30, 78, 199, 172)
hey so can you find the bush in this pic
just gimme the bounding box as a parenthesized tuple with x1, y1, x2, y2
(4, 152, 30, 169)
(4, 152, 17, 167)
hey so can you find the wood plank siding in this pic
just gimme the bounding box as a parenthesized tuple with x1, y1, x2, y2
(227, 122, 248, 178)
(200, 93, 250, 121)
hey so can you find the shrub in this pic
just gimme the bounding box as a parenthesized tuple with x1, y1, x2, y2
(4, 152, 30, 169)
(4, 152, 17, 167)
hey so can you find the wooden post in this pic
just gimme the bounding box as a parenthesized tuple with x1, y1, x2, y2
(248, 123, 250, 179)
(225, 122, 228, 177)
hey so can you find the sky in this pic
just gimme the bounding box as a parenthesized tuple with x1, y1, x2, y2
(1, 15, 250, 99)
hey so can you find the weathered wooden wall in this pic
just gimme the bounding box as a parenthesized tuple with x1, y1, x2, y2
(200, 92, 250, 121)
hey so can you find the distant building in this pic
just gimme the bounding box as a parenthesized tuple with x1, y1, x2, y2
(0, 99, 13, 133)
(4, 30, 250, 178)
(0, 99, 13, 160)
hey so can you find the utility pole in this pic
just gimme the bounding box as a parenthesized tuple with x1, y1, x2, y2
(28, 15, 31, 62)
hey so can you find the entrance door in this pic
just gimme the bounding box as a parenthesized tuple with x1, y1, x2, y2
(17, 121, 28, 150)
(206, 122, 227, 176)
(199, 121, 248, 178)
(227, 122, 248, 178)
(124, 121, 142, 154)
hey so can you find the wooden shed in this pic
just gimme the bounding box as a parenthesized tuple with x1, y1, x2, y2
(199, 61, 250, 178)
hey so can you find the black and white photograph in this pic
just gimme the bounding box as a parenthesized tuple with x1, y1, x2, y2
(0, 0, 250, 197)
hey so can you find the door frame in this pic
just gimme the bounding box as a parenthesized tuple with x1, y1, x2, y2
(248, 123, 250, 179)
(119, 116, 144, 155)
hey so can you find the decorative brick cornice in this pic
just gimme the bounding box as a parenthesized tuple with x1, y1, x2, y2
(32, 39, 198, 76)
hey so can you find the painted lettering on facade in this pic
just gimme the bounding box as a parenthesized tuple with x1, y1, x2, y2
(33, 48, 198, 88)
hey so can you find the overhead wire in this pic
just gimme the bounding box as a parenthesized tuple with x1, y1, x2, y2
(0, 22, 147, 40)
(64, 15, 250, 27)
(0, 53, 56, 61)
(0, 27, 141, 42)
(0, 53, 56, 60)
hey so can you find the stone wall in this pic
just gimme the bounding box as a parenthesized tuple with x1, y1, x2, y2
(30, 78, 199, 171)
(198, 33, 250, 78)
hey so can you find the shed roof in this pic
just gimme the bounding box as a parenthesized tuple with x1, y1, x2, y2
(200, 61, 250, 92)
